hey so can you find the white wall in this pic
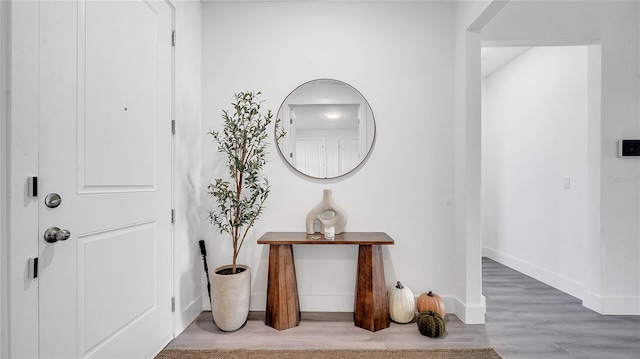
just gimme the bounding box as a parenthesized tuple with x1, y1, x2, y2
(481, 1, 640, 315)
(0, 1, 8, 356)
(200, 1, 463, 314)
(482, 46, 589, 300)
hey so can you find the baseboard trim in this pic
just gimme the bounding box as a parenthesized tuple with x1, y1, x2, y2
(250, 293, 486, 324)
(176, 294, 203, 335)
(483, 247, 586, 300)
(251, 294, 355, 312)
(583, 291, 640, 315)
(451, 296, 486, 324)
(248, 310, 354, 322)
(483, 247, 640, 315)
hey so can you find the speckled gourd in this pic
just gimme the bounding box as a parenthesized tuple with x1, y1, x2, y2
(387, 281, 416, 324)
(416, 310, 446, 338)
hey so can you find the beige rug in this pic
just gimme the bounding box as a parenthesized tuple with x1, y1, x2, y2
(155, 348, 502, 359)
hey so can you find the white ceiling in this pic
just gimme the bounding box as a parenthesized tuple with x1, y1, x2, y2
(280, 79, 366, 131)
(291, 103, 360, 131)
(481, 47, 531, 78)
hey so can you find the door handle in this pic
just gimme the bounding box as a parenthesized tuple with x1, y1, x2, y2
(44, 227, 71, 243)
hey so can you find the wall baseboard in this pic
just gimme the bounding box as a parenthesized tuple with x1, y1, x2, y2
(177, 294, 203, 335)
(482, 247, 640, 315)
(249, 293, 487, 324)
(250, 294, 358, 313)
(483, 247, 640, 315)
(483, 247, 586, 300)
(451, 296, 486, 324)
(583, 291, 640, 315)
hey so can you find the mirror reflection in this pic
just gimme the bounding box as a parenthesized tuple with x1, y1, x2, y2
(276, 79, 376, 179)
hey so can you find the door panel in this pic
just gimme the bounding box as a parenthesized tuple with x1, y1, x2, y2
(81, 1, 160, 190)
(296, 138, 326, 178)
(38, 1, 173, 357)
(338, 138, 359, 175)
(80, 222, 157, 351)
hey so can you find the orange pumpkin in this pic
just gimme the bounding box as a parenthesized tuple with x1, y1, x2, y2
(417, 291, 445, 318)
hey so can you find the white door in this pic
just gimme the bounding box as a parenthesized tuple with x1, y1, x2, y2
(38, 1, 173, 357)
(296, 138, 326, 178)
(338, 138, 359, 174)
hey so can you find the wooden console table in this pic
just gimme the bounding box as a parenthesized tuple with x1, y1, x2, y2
(257, 232, 394, 332)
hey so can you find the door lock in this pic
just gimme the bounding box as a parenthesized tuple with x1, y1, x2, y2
(44, 227, 71, 243)
(45, 193, 62, 208)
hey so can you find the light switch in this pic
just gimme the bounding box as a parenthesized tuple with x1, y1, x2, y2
(563, 177, 571, 189)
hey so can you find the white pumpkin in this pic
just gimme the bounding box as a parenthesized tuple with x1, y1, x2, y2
(387, 281, 416, 324)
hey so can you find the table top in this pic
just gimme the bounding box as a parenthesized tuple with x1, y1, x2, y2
(257, 232, 394, 245)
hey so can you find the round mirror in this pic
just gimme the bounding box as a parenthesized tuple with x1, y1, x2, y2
(275, 79, 376, 179)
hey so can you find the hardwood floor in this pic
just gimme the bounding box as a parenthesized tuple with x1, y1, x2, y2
(165, 258, 640, 358)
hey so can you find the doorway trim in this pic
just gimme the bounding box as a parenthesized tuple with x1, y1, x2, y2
(1, 0, 10, 357)
(478, 39, 603, 312)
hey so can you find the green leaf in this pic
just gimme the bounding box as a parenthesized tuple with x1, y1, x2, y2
(207, 91, 281, 266)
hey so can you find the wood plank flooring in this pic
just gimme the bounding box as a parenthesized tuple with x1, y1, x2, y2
(165, 258, 640, 358)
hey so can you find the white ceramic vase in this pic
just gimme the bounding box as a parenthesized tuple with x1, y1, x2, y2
(210, 264, 251, 331)
(306, 189, 348, 234)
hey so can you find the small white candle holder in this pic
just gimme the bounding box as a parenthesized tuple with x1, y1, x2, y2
(324, 226, 335, 240)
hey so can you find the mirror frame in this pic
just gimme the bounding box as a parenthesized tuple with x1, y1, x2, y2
(275, 79, 377, 179)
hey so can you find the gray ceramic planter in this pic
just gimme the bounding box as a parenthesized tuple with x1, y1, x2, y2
(210, 264, 251, 331)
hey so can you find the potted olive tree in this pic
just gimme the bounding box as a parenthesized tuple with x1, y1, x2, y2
(207, 91, 281, 331)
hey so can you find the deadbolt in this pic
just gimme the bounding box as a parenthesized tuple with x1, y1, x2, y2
(45, 193, 62, 208)
(44, 227, 71, 243)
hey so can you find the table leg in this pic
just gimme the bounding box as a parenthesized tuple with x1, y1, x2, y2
(264, 244, 300, 330)
(354, 244, 390, 331)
